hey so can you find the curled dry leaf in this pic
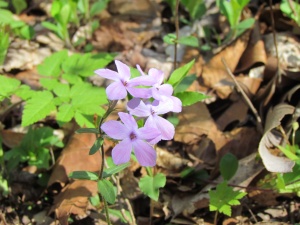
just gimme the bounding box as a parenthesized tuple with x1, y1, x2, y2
(258, 104, 295, 173)
(47, 133, 100, 224)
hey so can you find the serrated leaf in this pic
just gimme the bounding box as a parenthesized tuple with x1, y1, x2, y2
(139, 173, 166, 201)
(69, 171, 99, 180)
(15, 85, 35, 100)
(220, 153, 238, 181)
(177, 36, 199, 47)
(89, 137, 103, 155)
(39, 78, 60, 90)
(56, 104, 74, 122)
(37, 50, 68, 77)
(53, 83, 70, 98)
(98, 179, 116, 204)
(167, 60, 194, 89)
(0, 75, 20, 100)
(74, 111, 95, 128)
(174, 91, 209, 106)
(62, 73, 82, 84)
(22, 91, 56, 126)
(102, 162, 130, 178)
(209, 181, 246, 216)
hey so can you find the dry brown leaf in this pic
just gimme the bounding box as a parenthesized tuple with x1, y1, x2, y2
(174, 102, 227, 151)
(0, 129, 25, 148)
(258, 104, 295, 173)
(48, 132, 99, 187)
(47, 133, 100, 224)
(200, 31, 251, 99)
(50, 180, 98, 225)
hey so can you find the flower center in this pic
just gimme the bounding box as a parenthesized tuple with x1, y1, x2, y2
(130, 132, 137, 140)
(122, 80, 128, 87)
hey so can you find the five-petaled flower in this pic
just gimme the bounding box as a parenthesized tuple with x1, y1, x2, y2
(101, 112, 160, 166)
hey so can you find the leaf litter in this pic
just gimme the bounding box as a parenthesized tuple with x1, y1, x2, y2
(2, 0, 300, 224)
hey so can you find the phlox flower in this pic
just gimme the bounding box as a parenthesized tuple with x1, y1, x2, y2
(94, 60, 150, 100)
(127, 98, 175, 144)
(101, 112, 160, 166)
(135, 65, 182, 113)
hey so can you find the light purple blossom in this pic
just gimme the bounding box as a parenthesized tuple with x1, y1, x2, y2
(135, 65, 182, 113)
(94, 60, 150, 100)
(101, 112, 160, 166)
(127, 98, 175, 144)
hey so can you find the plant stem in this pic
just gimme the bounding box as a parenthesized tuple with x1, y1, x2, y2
(173, 0, 180, 69)
(213, 211, 218, 225)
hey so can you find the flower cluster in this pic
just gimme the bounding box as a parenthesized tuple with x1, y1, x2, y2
(95, 60, 182, 167)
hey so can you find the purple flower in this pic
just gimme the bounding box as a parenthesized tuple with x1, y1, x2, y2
(127, 98, 175, 143)
(94, 60, 150, 100)
(101, 112, 160, 166)
(135, 65, 182, 112)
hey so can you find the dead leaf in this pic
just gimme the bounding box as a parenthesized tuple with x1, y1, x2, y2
(200, 31, 251, 99)
(48, 132, 99, 187)
(50, 180, 98, 225)
(258, 104, 295, 173)
(0, 129, 25, 148)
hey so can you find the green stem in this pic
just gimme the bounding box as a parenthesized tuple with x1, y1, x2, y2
(173, 0, 180, 70)
(100, 193, 112, 225)
(146, 166, 153, 177)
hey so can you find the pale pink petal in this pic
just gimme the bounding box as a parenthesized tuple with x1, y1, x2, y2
(144, 116, 162, 144)
(170, 96, 182, 113)
(118, 112, 138, 130)
(152, 84, 173, 100)
(138, 126, 160, 140)
(153, 115, 175, 140)
(112, 138, 132, 165)
(106, 81, 127, 100)
(152, 100, 173, 115)
(132, 140, 156, 167)
(115, 60, 131, 81)
(148, 68, 164, 84)
(127, 98, 151, 117)
(127, 86, 152, 99)
(101, 120, 129, 140)
(94, 69, 120, 81)
(136, 64, 146, 76)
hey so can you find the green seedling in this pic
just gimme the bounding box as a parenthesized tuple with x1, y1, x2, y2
(280, 0, 300, 26)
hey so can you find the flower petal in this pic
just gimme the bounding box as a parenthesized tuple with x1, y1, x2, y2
(148, 68, 164, 84)
(127, 86, 152, 99)
(170, 96, 182, 113)
(115, 60, 131, 81)
(94, 69, 120, 81)
(151, 84, 173, 100)
(106, 81, 127, 100)
(132, 140, 156, 166)
(112, 138, 132, 165)
(101, 120, 129, 140)
(127, 98, 151, 117)
(118, 112, 138, 131)
(138, 125, 160, 140)
(153, 115, 175, 140)
(152, 100, 173, 115)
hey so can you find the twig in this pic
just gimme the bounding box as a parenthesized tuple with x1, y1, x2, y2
(268, 0, 281, 81)
(221, 58, 263, 133)
(173, 0, 180, 69)
(287, 0, 298, 21)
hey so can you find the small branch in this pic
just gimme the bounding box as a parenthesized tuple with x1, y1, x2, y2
(221, 58, 263, 133)
(173, 0, 180, 69)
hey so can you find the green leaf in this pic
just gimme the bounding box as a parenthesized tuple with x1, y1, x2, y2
(181, 0, 206, 20)
(177, 36, 199, 47)
(37, 50, 68, 77)
(0, 9, 14, 24)
(0, 75, 21, 101)
(209, 181, 247, 216)
(76, 128, 100, 134)
(69, 171, 99, 180)
(174, 91, 209, 106)
(163, 33, 177, 45)
(90, 0, 109, 17)
(167, 59, 194, 89)
(53, 83, 70, 99)
(19, 25, 35, 40)
(89, 137, 104, 155)
(41, 21, 60, 35)
(22, 91, 56, 126)
(174, 74, 197, 93)
(56, 104, 74, 123)
(98, 179, 116, 204)
(61, 73, 82, 84)
(74, 112, 95, 128)
(12, 0, 27, 14)
(40, 78, 60, 90)
(15, 84, 35, 100)
(0, 30, 9, 65)
(139, 173, 166, 201)
(220, 153, 238, 181)
(108, 208, 132, 224)
(102, 162, 131, 178)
